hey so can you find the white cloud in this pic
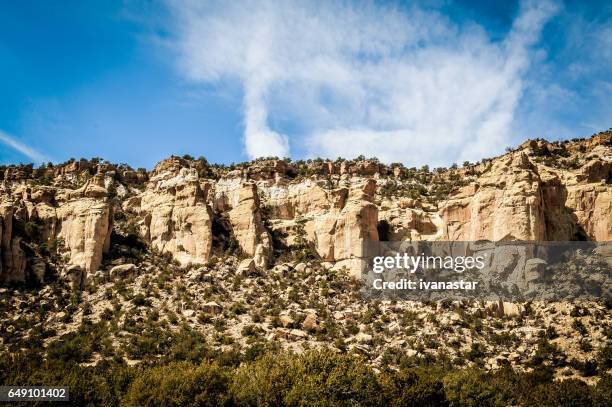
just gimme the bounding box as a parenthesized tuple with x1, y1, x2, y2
(0, 130, 48, 164)
(166, 0, 558, 165)
(512, 4, 612, 141)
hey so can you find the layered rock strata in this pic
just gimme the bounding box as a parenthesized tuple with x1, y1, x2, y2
(0, 132, 609, 284)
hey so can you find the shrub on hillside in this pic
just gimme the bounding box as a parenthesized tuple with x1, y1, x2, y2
(123, 361, 231, 407)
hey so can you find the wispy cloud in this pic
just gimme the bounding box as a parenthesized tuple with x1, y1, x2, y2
(515, 4, 612, 140)
(166, 0, 559, 165)
(0, 129, 48, 163)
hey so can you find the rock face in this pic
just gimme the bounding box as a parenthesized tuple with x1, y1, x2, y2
(262, 179, 379, 275)
(55, 175, 112, 274)
(0, 175, 112, 283)
(439, 147, 612, 242)
(0, 132, 609, 285)
(565, 183, 611, 241)
(0, 201, 25, 283)
(326, 181, 379, 273)
(440, 153, 547, 241)
(56, 198, 111, 273)
(214, 180, 271, 267)
(135, 162, 213, 266)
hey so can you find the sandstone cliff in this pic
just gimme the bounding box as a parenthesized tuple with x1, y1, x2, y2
(0, 174, 113, 284)
(128, 159, 213, 266)
(0, 131, 609, 284)
(439, 138, 611, 242)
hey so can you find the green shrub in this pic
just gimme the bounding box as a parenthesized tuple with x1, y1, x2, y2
(285, 349, 383, 406)
(123, 361, 231, 407)
(380, 368, 446, 406)
(1, 342, 608, 406)
(532, 378, 594, 406)
(46, 332, 94, 363)
(231, 352, 295, 406)
(444, 369, 504, 407)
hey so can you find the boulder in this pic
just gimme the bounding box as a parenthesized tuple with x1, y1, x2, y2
(288, 329, 308, 340)
(202, 301, 222, 314)
(253, 243, 268, 269)
(301, 313, 320, 331)
(182, 309, 196, 318)
(486, 300, 522, 317)
(110, 263, 137, 278)
(354, 332, 373, 344)
(238, 258, 257, 276)
(64, 265, 85, 290)
(294, 263, 307, 273)
(524, 258, 547, 282)
(279, 314, 294, 328)
(271, 263, 293, 275)
(31, 258, 46, 283)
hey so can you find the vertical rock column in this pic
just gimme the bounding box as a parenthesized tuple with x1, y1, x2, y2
(225, 182, 271, 268)
(138, 165, 213, 265)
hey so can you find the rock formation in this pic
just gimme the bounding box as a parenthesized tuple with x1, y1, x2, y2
(0, 131, 609, 285)
(439, 136, 611, 242)
(213, 179, 271, 267)
(132, 160, 213, 266)
(0, 174, 112, 283)
(440, 152, 548, 241)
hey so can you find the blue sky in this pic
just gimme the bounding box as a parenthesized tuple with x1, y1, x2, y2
(0, 0, 610, 168)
